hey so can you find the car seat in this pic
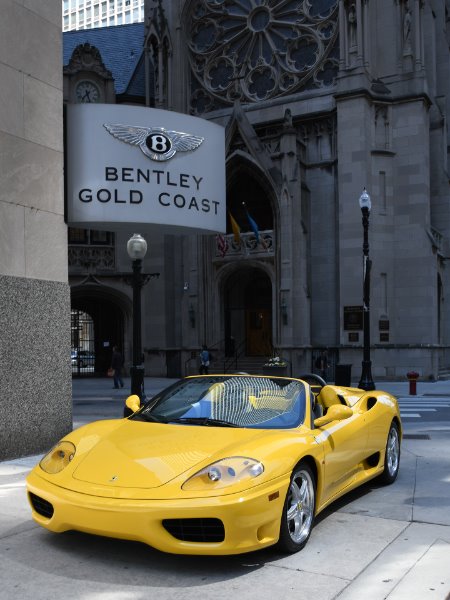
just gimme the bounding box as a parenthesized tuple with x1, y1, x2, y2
(317, 385, 344, 414)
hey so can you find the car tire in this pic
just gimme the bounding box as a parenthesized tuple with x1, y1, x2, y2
(379, 421, 400, 485)
(277, 461, 316, 553)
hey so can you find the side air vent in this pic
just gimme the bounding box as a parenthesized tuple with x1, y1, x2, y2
(28, 492, 54, 519)
(365, 452, 380, 468)
(367, 397, 377, 410)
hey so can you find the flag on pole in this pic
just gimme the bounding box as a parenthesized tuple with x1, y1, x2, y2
(243, 202, 260, 243)
(216, 233, 228, 257)
(246, 211, 260, 243)
(229, 212, 241, 245)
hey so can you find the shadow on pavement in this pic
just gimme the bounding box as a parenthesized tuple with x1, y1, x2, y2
(4, 527, 268, 588)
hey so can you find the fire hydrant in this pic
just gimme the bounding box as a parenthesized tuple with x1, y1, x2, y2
(406, 371, 419, 395)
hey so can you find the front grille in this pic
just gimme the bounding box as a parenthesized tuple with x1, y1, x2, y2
(162, 518, 225, 543)
(28, 492, 54, 518)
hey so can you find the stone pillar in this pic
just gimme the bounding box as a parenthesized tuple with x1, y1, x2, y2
(0, 1, 71, 459)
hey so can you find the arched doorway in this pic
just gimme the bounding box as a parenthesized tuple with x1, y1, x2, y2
(224, 268, 272, 357)
(226, 155, 275, 239)
(71, 287, 128, 377)
(71, 309, 95, 375)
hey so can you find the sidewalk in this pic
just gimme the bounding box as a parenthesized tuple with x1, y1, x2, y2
(70, 374, 450, 399)
(371, 378, 450, 398)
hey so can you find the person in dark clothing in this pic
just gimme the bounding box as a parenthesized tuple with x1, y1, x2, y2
(111, 346, 124, 389)
(199, 345, 211, 375)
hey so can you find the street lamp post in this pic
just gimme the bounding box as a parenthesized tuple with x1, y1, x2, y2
(358, 188, 376, 391)
(127, 233, 148, 400)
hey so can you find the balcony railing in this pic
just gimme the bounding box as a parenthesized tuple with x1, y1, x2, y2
(68, 246, 115, 271)
(214, 230, 275, 260)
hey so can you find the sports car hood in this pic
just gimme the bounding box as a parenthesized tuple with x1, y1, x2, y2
(72, 420, 275, 489)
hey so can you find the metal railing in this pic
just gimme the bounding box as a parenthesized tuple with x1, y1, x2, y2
(213, 230, 275, 260)
(222, 339, 246, 373)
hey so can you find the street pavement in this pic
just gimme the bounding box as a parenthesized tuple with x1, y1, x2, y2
(0, 376, 449, 600)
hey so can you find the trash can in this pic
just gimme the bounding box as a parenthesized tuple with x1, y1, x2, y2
(335, 364, 352, 387)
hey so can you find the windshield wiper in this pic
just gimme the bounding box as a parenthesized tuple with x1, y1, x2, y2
(168, 417, 238, 428)
(132, 412, 166, 423)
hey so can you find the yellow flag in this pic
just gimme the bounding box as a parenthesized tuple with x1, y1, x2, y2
(229, 212, 241, 245)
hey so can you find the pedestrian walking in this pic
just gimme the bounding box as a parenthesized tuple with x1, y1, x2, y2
(199, 345, 211, 375)
(111, 346, 124, 389)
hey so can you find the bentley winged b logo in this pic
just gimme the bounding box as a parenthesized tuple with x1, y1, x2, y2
(103, 123, 204, 162)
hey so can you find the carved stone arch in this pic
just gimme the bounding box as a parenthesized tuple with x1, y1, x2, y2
(148, 33, 159, 58)
(226, 102, 282, 189)
(226, 150, 278, 238)
(71, 282, 131, 315)
(70, 283, 132, 374)
(374, 103, 391, 150)
(216, 258, 275, 295)
(145, 1, 172, 108)
(216, 261, 275, 357)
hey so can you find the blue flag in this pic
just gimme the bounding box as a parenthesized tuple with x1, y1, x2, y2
(245, 210, 259, 242)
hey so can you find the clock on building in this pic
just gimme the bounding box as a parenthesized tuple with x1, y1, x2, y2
(75, 80, 100, 103)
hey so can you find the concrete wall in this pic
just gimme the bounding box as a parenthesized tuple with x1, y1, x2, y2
(0, 1, 71, 459)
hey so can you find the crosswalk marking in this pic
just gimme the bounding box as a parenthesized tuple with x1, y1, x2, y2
(398, 400, 449, 404)
(400, 408, 436, 411)
(396, 396, 450, 418)
(398, 398, 450, 402)
(400, 404, 450, 406)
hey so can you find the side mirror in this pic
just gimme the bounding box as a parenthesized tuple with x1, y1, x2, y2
(125, 394, 141, 414)
(314, 403, 353, 428)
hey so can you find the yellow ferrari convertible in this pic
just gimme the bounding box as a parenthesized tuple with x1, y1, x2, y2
(27, 374, 401, 555)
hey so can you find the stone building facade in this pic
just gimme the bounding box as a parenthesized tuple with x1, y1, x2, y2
(1, 2, 71, 460)
(145, 0, 450, 381)
(64, 0, 450, 385)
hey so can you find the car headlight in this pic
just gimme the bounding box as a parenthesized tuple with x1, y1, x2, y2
(39, 441, 76, 474)
(182, 456, 264, 491)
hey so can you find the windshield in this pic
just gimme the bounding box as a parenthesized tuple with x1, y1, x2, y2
(132, 375, 306, 429)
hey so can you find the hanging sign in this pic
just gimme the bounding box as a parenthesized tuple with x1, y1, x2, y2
(66, 104, 226, 234)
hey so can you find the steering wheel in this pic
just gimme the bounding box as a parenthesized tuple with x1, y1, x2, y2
(298, 373, 327, 388)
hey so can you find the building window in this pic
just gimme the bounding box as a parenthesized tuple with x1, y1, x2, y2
(68, 228, 114, 246)
(68, 228, 88, 244)
(186, 0, 339, 110)
(90, 230, 114, 245)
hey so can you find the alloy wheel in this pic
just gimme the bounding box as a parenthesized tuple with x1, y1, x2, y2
(286, 467, 315, 545)
(386, 425, 400, 477)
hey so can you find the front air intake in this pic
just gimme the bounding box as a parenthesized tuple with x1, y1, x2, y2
(28, 492, 54, 519)
(162, 518, 225, 542)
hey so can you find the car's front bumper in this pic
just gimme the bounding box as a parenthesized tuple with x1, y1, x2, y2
(26, 470, 289, 555)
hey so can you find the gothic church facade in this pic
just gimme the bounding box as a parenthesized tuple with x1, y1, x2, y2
(65, 0, 450, 382)
(140, 0, 450, 380)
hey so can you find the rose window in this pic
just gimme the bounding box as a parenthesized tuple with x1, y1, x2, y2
(186, 0, 339, 113)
